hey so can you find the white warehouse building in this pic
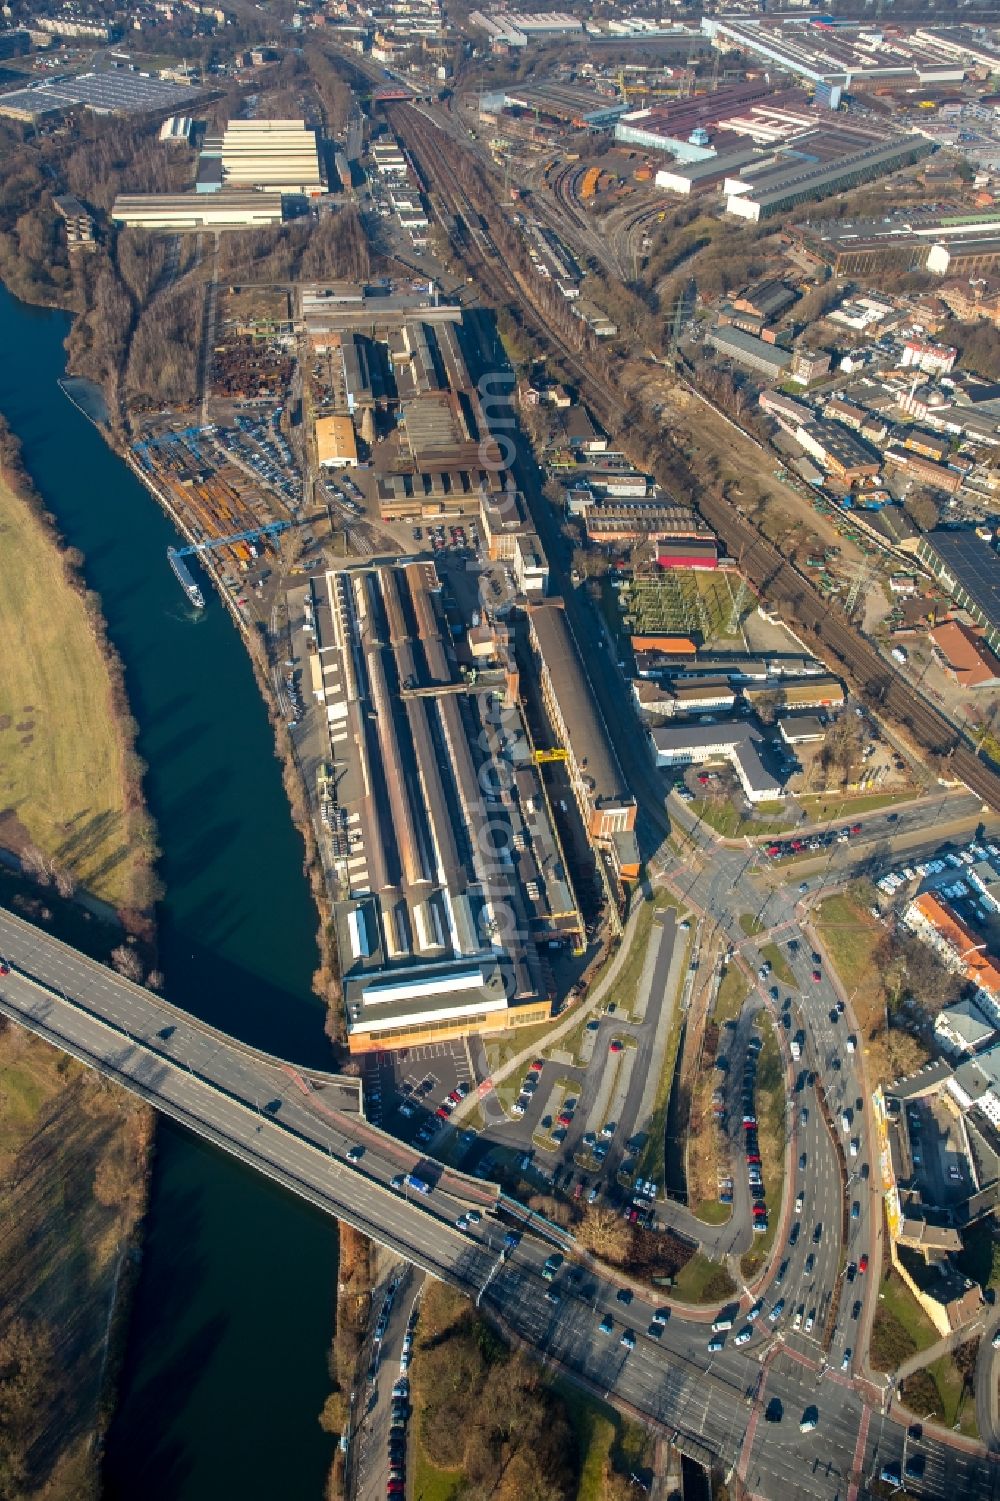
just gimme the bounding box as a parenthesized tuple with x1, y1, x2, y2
(221, 119, 323, 194)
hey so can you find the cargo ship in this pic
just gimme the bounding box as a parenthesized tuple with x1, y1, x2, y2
(167, 547, 206, 609)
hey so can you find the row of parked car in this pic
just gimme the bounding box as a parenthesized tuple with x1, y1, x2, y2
(764, 824, 863, 861)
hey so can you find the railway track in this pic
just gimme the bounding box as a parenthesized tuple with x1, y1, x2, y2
(390, 105, 627, 425)
(388, 104, 1000, 815)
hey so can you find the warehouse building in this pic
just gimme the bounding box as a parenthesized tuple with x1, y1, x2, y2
(725, 133, 931, 223)
(649, 722, 783, 804)
(916, 530, 1000, 656)
(707, 324, 792, 378)
(309, 562, 583, 1051)
(656, 537, 719, 570)
(744, 675, 845, 711)
(316, 414, 359, 468)
(795, 420, 881, 483)
(111, 192, 285, 230)
(220, 119, 323, 194)
(527, 599, 639, 877)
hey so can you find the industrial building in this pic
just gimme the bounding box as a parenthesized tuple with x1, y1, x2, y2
(111, 192, 285, 230)
(702, 16, 972, 90)
(725, 132, 930, 223)
(315, 414, 359, 468)
(468, 9, 583, 48)
(795, 420, 881, 482)
(615, 82, 815, 160)
(917, 530, 1000, 656)
(707, 324, 792, 379)
(220, 119, 322, 194)
(648, 722, 783, 804)
(307, 562, 582, 1053)
(526, 600, 639, 879)
(0, 69, 202, 120)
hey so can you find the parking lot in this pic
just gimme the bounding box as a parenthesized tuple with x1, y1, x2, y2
(360, 1040, 476, 1152)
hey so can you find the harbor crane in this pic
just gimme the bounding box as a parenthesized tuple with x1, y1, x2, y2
(171, 520, 292, 559)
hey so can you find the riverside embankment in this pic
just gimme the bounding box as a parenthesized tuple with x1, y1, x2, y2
(0, 282, 339, 1501)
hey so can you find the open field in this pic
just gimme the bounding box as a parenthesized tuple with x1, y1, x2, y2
(796, 790, 916, 821)
(713, 966, 749, 1026)
(814, 892, 887, 1040)
(0, 466, 141, 908)
(0, 1025, 152, 1497)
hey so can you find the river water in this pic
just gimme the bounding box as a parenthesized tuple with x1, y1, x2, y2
(0, 284, 338, 1499)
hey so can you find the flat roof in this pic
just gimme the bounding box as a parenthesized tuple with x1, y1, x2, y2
(529, 599, 632, 809)
(708, 324, 792, 369)
(649, 721, 781, 795)
(921, 530, 1000, 630)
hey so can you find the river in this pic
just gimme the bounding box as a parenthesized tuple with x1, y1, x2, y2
(0, 283, 338, 1500)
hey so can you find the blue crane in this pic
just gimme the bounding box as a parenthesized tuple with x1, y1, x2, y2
(171, 520, 291, 558)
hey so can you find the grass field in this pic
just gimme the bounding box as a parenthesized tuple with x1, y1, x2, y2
(814, 893, 887, 1040)
(688, 800, 794, 839)
(870, 1268, 939, 1372)
(0, 1026, 152, 1493)
(0, 468, 140, 907)
(713, 966, 750, 1026)
(672, 1250, 736, 1305)
(760, 942, 795, 988)
(902, 1347, 980, 1438)
(796, 791, 915, 821)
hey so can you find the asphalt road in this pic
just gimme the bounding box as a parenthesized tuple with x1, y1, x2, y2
(4, 900, 1000, 1497)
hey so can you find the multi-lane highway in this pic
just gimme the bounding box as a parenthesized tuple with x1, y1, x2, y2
(4, 897, 1000, 1496)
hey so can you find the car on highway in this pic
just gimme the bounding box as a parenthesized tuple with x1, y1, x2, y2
(789, 1223, 800, 1246)
(747, 1300, 764, 1322)
(599, 1314, 614, 1335)
(793, 1308, 803, 1330)
(609, 1039, 623, 1053)
(841, 1348, 852, 1372)
(616, 1287, 633, 1305)
(811, 970, 821, 983)
(804, 1253, 815, 1275)
(0, 957, 9, 976)
(813, 1223, 823, 1244)
(347, 1145, 365, 1163)
(858, 1254, 869, 1273)
(846, 1262, 857, 1281)
(774, 1260, 788, 1288)
(799, 1152, 807, 1170)
(805, 1310, 815, 1332)
(851, 1201, 860, 1220)
(708, 1335, 725, 1352)
(795, 1192, 804, 1213)
(734, 1327, 752, 1346)
(799, 1407, 818, 1434)
(621, 1329, 636, 1350)
(769, 1299, 785, 1323)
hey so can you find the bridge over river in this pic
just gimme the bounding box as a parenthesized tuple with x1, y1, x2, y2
(2, 904, 998, 1501)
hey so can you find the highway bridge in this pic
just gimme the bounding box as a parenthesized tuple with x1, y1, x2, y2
(3, 904, 999, 1498)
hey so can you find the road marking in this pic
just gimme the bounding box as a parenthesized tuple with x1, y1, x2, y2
(847, 1403, 871, 1501)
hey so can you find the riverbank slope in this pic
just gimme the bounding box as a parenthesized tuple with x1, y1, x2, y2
(0, 420, 157, 1499)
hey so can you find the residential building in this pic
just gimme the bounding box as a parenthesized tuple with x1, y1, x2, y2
(935, 998, 997, 1059)
(904, 891, 986, 972)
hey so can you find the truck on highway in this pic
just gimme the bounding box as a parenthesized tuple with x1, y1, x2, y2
(790, 1031, 804, 1060)
(841, 1109, 851, 1133)
(405, 1173, 431, 1195)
